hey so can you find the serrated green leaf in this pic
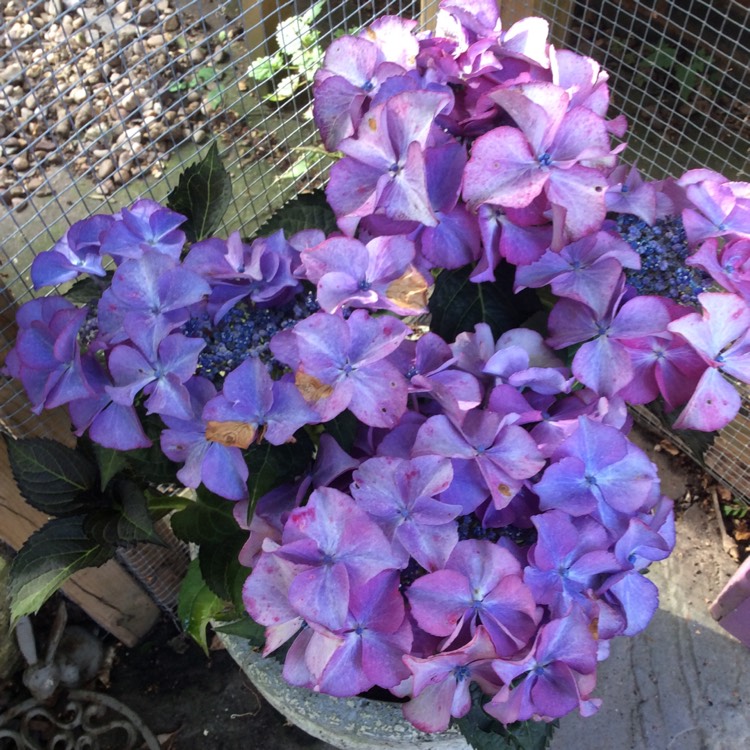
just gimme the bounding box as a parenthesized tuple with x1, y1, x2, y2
(455, 684, 558, 750)
(170, 488, 239, 546)
(254, 189, 337, 239)
(428, 263, 543, 343)
(9, 515, 113, 623)
(92, 444, 129, 491)
(84, 480, 163, 547)
(124, 441, 180, 487)
(5, 436, 97, 517)
(178, 559, 226, 654)
(166, 141, 233, 242)
(213, 616, 265, 648)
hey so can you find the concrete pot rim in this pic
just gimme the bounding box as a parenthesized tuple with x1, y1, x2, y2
(217, 630, 470, 750)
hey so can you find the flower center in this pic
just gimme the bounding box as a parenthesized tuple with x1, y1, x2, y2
(538, 152, 553, 167)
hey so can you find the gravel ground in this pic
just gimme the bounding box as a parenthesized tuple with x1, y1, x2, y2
(1, 0, 250, 209)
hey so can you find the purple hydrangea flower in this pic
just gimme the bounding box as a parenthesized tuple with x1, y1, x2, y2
(98, 250, 210, 353)
(8, 297, 94, 414)
(487, 611, 600, 723)
(351, 455, 459, 570)
(275, 487, 402, 630)
(31, 215, 114, 288)
(201, 356, 318, 446)
(270, 309, 410, 427)
(407, 539, 540, 656)
(668, 292, 750, 430)
(295, 570, 413, 695)
(325, 89, 453, 233)
(462, 82, 616, 246)
(402, 626, 500, 733)
(99, 198, 187, 262)
(160, 377, 250, 501)
(534, 416, 660, 525)
(300, 234, 429, 315)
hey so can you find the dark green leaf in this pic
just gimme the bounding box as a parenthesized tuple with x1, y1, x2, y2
(124, 440, 180, 487)
(9, 515, 113, 623)
(254, 189, 337, 239)
(177, 559, 226, 654)
(198, 534, 248, 606)
(170, 488, 239, 546)
(455, 684, 558, 750)
(428, 263, 543, 343)
(92, 444, 129, 491)
(213, 616, 266, 648)
(64, 274, 112, 304)
(84, 480, 163, 547)
(166, 141, 233, 242)
(5, 436, 97, 517)
(245, 430, 314, 517)
(323, 410, 359, 454)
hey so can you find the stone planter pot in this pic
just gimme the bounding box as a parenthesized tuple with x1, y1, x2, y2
(218, 631, 470, 750)
(710, 554, 750, 648)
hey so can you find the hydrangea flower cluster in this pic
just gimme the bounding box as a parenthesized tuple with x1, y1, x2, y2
(5, 0, 750, 738)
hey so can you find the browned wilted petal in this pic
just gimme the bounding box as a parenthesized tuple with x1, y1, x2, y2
(295, 370, 335, 402)
(386, 266, 428, 311)
(205, 420, 256, 449)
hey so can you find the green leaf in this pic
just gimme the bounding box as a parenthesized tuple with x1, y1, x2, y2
(170, 488, 240, 546)
(170, 489, 249, 600)
(323, 410, 359, 453)
(5, 436, 97, 517)
(177, 559, 226, 654)
(245, 430, 314, 517)
(166, 142, 233, 242)
(254, 189, 337, 238)
(213, 615, 265, 648)
(64, 274, 112, 304)
(92, 444, 129, 491)
(195, 65, 218, 83)
(301, 0, 326, 25)
(9, 515, 113, 623)
(429, 263, 543, 343)
(247, 55, 278, 82)
(124, 439, 180, 487)
(455, 684, 558, 750)
(84, 479, 163, 547)
(198, 534, 248, 606)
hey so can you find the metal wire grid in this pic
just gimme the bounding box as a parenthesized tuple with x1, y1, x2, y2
(543, 0, 749, 182)
(0, 0, 432, 438)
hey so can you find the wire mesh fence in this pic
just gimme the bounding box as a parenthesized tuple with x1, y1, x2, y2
(544, 0, 749, 181)
(1, 0, 749, 478)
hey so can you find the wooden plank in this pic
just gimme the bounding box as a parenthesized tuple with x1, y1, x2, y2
(239, 0, 282, 55)
(0, 427, 160, 647)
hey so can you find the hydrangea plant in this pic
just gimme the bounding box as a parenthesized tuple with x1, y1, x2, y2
(5, 1, 750, 746)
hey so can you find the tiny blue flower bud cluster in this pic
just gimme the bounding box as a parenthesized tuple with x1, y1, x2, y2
(77, 303, 100, 353)
(182, 291, 319, 382)
(616, 214, 713, 306)
(456, 514, 536, 546)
